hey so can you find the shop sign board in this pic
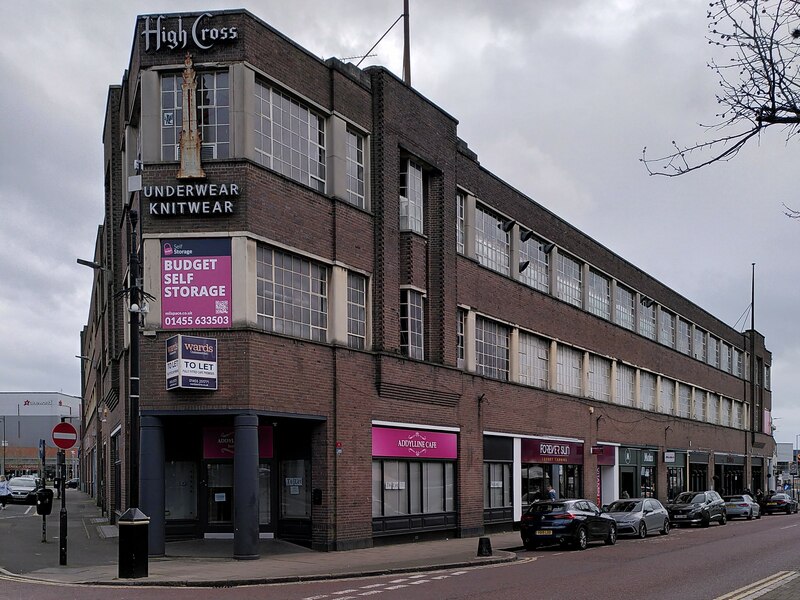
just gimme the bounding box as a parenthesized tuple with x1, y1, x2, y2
(664, 451, 676, 463)
(521, 439, 584, 464)
(371, 427, 457, 459)
(166, 334, 218, 390)
(202, 426, 273, 459)
(141, 13, 239, 52)
(161, 238, 231, 329)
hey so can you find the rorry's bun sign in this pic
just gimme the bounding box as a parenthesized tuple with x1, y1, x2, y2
(141, 13, 238, 52)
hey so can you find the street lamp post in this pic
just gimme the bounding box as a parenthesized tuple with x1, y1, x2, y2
(1, 417, 5, 476)
(128, 209, 141, 509)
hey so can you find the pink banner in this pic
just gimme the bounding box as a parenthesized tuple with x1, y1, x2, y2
(522, 439, 584, 464)
(203, 426, 273, 459)
(372, 427, 458, 459)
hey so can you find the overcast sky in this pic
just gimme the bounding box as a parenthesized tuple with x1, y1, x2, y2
(1, 1, 798, 446)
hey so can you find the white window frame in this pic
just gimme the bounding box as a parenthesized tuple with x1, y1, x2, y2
(588, 355, 611, 401)
(475, 204, 511, 276)
(347, 272, 367, 349)
(400, 289, 424, 360)
(519, 234, 550, 293)
(475, 316, 510, 381)
(556, 345, 583, 396)
(345, 129, 365, 208)
(519, 332, 549, 388)
(587, 270, 611, 319)
(400, 159, 424, 234)
(615, 285, 635, 331)
(556, 253, 582, 308)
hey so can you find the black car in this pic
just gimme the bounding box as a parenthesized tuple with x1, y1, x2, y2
(666, 490, 727, 527)
(520, 499, 617, 550)
(65, 478, 79, 489)
(761, 493, 798, 515)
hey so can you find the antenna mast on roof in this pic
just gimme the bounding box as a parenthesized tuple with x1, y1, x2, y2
(402, 0, 411, 86)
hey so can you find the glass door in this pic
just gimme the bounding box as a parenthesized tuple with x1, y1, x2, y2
(207, 462, 234, 524)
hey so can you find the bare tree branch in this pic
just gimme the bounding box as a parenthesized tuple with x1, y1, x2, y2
(641, 0, 800, 176)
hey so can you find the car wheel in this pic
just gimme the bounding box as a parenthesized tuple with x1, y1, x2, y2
(573, 527, 589, 550)
(604, 524, 617, 546)
(701, 512, 711, 527)
(637, 521, 647, 539)
(523, 540, 539, 551)
(720, 512, 727, 525)
(660, 519, 670, 535)
(756, 511, 761, 520)
(747, 510, 753, 520)
(787, 506, 792, 515)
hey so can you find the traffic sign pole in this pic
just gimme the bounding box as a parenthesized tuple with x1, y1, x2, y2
(51, 419, 76, 566)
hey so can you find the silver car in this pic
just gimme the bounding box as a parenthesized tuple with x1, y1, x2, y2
(8, 476, 42, 504)
(723, 494, 761, 520)
(605, 498, 671, 538)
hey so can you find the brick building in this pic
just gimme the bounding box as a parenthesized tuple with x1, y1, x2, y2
(80, 9, 775, 556)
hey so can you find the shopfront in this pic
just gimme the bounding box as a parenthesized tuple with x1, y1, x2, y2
(689, 452, 709, 492)
(751, 457, 764, 493)
(371, 426, 458, 538)
(619, 447, 657, 498)
(521, 438, 583, 504)
(483, 436, 513, 526)
(714, 453, 745, 495)
(593, 444, 616, 506)
(665, 451, 686, 500)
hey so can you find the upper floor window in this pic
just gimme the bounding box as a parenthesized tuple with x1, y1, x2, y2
(708, 336, 720, 368)
(347, 272, 367, 349)
(678, 384, 691, 418)
(256, 245, 327, 342)
(519, 332, 549, 388)
(693, 389, 706, 422)
(400, 289, 424, 360)
(707, 393, 718, 424)
(587, 270, 610, 319)
(456, 192, 465, 254)
(658, 309, 676, 348)
(616, 363, 635, 407)
(346, 129, 365, 208)
(765, 364, 771, 390)
(588, 355, 611, 402)
(720, 397, 731, 426)
(475, 316, 509, 381)
(475, 205, 510, 275)
(556, 253, 582, 308)
(640, 371, 656, 411)
(734, 349, 744, 378)
(519, 233, 550, 293)
(720, 341, 730, 372)
(677, 318, 691, 355)
(254, 81, 326, 192)
(615, 285, 635, 331)
(456, 309, 466, 369)
(693, 328, 707, 361)
(734, 401, 744, 429)
(659, 378, 675, 414)
(161, 70, 230, 160)
(556, 346, 582, 396)
(638, 301, 657, 340)
(399, 159, 424, 233)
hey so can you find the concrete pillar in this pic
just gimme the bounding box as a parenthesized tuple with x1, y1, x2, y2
(234, 414, 260, 560)
(140, 415, 165, 557)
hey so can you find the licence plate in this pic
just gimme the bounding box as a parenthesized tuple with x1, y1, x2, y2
(767, 502, 777, 506)
(535, 530, 553, 536)
(674, 515, 686, 519)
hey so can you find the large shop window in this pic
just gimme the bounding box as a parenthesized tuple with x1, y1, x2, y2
(254, 81, 326, 192)
(521, 439, 584, 502)
(161, 70, 230, 161)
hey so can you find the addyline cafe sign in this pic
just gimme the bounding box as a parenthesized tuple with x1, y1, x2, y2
(141, 13, 239, 52)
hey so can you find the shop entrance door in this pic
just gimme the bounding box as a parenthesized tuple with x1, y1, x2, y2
(277, 458, 311, 544)
(620, 467, 636, 498)
(205, 462, 234, 530)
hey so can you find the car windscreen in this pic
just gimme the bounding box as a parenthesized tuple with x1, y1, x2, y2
(674, 492, 705, 504)
(723, 496, 744, 502)
(9, 478, 35, 488)
(768, 494, 788, 500)
(526, 502, 566, 514)
(607, 501, 641, 513)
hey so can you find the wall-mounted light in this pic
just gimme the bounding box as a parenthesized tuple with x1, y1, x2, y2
(641, 297, 655, 308)
(541, 242, 556, 254)
(520, 230, 534, 242)
(519, 260, 531, 273)
(499, 219, 516, 233)
(76, 258, 110, 272)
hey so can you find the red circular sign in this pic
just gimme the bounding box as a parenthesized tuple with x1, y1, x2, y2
(52, 422, 78, 450)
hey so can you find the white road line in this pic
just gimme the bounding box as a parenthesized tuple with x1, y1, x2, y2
(431, 575, 450, 580)
(333, 591, 359, 595)
(779, 523, 800, 530)
(714, 571, 799, 600)
(451, 570, 468, 575)
(303, 596, 329, 600)
(358, 592, 383, 596)
(388, 579, 408, 583)
(409, 580, 430, 585)
(360, 584, 384, 589)
(407, 574, 427, 579)
(385, 585, 408, 590)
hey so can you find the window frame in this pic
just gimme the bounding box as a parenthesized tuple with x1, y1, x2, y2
(400, 159, 424, 234)
(400, 289, 425, 360)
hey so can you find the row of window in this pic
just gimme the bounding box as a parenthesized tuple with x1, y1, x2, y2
(457, 310, 748, 429)
(160, 70, 366, 208)
(454, 194, 767, 386)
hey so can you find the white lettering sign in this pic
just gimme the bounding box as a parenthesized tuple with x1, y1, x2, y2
(141, 14, 239, 52)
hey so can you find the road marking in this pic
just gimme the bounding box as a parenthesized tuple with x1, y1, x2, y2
(388, 579, 408, 583)
(409, 579, 430, 585)
(358, 592, 383, 596)
(333, 590, 359, 595)
(714, 571, 799, 600)
(385, 585, 408, 590)
(779, 523, 800, 530)
(303, 596, 329, 600)
(360, 584, 384, 589)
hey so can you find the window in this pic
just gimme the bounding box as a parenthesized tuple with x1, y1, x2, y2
(400, 289, 424, 360)
(733, 401, 744, 429)
(707, 393, 718, 424)
(556, 346, 583, 396)
(475, 204, 510, 275)
(587, 270, 611, 319)
(556, 253, 582, 308)
(345, 129, 365, 208)
(484, 463, 512, 509)
(693, 389, 706, 422)
(254, 81, 326, 192)
(640, 371, 656, 411)
(678, 384, 691, 418)
(615, 285, 635, 331)
(519, 332, 549, 388)
(765, 365, 771, 390)
(161, 70, 230, 160)
(720, 342, 730, 372)
(720, 397, 731, 426)
(726, 344, 734, 374)
(399, 159, 424, 233)
(708, 336, 719, 368)
(456, 192, 465, 254)
(519, 234, 550, 293)
(588, 355, 611, 401)
(659, 309, 676, 348)
(693, 328, 707, 361)
(734, 349, 744, 377)
(617, 363, 635, 407)
(638, 301, 657, 340)
(456, 309, 466, 369)
(659, 378, 675, 415)
(347, 272, 367, 349)
(677, 319, 691, 355)
(256, 246, 327, 342)
(372, 460, 455, 517)
(475, 317, 510, 381)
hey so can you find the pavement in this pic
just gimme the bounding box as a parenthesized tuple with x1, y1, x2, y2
(3, 490, 800, 599)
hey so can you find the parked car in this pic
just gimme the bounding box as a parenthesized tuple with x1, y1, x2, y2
(665, 490, 727, 527)
(65, 478, 79, 489)
(761, 493, 799, 515)
(605, 498, 671, 537)
(520, 499, 617, 550)
(723, 494, 761, 520)
(8, 476, 43, 504)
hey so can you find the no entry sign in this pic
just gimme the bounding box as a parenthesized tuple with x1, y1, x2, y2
(52, 422, 78, 450)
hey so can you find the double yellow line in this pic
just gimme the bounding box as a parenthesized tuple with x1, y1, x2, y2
(715, 571, 799, 600)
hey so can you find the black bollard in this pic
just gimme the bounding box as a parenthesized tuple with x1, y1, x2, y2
(477, 536, 493, 557)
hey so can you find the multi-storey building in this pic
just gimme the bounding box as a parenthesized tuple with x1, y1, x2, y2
(80, 9, 775, 556)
